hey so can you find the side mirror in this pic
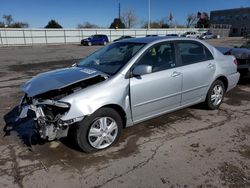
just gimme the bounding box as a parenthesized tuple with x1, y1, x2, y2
(132, 65, 152, 76)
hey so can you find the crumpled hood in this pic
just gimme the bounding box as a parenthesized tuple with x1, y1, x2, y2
(21, 66, 106, 97)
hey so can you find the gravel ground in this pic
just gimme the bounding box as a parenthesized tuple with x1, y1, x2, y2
(0, 37, 250, 188)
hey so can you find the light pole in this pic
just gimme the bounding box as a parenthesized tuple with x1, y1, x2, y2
(148, 0, 151, 29)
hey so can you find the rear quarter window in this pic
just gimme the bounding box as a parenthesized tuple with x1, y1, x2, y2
(177, 41, 214, 65)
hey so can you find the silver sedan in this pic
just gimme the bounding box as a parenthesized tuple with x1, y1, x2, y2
(18, 37, 240, 152)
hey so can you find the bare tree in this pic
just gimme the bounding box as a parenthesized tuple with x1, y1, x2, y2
(3, 14, 13, 26)
(1, 14, 29, 28)
(186, 13, 197, 28)
(121, 8, 137, 28)
(77, 22, 99, 29)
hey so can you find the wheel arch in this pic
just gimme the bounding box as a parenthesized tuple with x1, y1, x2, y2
(215, 75, 228, 91)
(100, 104, 127, 128)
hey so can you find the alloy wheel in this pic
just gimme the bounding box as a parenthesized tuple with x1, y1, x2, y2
(211, 85, 224, 106)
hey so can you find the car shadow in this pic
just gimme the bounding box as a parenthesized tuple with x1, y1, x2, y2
(3, 106, 45, 149)
(188, 101, 209, 110)
(238, 74, 250, 85)
(60, 127, 82, 152)
(3, 105, 81, 151)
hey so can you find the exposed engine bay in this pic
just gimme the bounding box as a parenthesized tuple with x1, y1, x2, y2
(18, 75, 107, 141)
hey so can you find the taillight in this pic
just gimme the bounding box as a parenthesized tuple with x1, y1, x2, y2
(233, 59, 238, 65)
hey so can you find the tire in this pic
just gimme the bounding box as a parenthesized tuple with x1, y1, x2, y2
(87, 42, 92, 46)
(103, 41, 107, 45)
(205, 80, 225, 110)
(76, 107, 122, 153)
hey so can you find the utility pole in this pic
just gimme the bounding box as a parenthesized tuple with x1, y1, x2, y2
(119, 3, 121, 19)
(148, 0, 151, 29)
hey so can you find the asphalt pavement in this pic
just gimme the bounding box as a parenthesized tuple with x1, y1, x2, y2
(0, 38, 249, 188)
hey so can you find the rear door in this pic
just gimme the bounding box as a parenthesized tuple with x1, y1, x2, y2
(176, 41, 215, 105)
(92, 35, 99, 44)
(130, 42, 182, 122)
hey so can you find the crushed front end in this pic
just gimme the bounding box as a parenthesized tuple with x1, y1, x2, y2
(17, 66, 108, 140)
(18, 94, 82, 140)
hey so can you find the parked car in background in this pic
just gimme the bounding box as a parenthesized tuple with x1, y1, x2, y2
(239, 40, 250, 49)
(217, 46, 250, 76)
(166, 34, 179, 37)
(146, 34, 158, 37)
(113, 36, 134, 42)
(199, 32, 217, 39)
(81, 35, 109, 46)
(18, 37, 239, 153)
(181, 31, 200, 38)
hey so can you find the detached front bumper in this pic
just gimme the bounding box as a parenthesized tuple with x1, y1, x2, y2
(18, 96, 83, 140)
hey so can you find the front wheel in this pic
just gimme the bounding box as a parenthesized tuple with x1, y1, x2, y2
(205, 80, 225, 110)
(76, 107, 122, 153)
(87, 42, 92, 46)
(103, 41, 107, 45)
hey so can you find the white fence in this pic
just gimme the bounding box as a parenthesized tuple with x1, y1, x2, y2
(0, 28, 208, 46)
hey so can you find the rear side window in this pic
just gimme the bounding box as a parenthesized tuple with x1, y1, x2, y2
(177, 41, 213, 65)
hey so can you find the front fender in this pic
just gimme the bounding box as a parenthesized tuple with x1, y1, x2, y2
(59, 76, 132, 125)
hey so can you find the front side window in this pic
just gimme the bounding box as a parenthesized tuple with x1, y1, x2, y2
(136, 42, 176, 72)
(177, 41, 213, 65)
(78, 42, 145, 75)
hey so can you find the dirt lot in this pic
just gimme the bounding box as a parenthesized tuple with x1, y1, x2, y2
(0, 38, 250, 188)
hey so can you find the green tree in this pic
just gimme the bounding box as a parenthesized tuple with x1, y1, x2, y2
(109, 18, 125, 29)
(10, 22, 29, 28)
(0, 22, 4, 27)
(45, 19, 63, 28)
(77, 22, 99, 28)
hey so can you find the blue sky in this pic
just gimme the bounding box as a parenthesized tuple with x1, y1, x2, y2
(1, 0, 250, 28)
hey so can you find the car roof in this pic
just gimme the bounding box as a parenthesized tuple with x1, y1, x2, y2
(119, 36, 180, 44)
(117, 36, 223, 58)
(118, 36, 204, 44)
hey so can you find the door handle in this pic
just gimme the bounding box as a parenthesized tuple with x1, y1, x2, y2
(171, 71, 181, 77)
(208, 63, 215, 69)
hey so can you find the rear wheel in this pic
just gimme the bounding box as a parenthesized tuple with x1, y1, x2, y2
(103, 41, 107, 45)
(76, 107, 122, 153)
(88, 42, 92, 46)
(205, 80, 225, 110)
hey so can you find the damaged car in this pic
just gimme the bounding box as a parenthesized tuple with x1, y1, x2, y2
(18, 37, 240, 152)
(217, 44, 250, 76)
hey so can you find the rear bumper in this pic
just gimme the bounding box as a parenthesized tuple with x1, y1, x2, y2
(226, 72, 240, 92)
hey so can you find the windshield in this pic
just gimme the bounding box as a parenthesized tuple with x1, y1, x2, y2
(78, 42, 145, 75)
